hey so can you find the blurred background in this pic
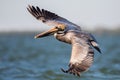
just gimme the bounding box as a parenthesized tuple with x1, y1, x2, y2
(0, 0, 120, 80)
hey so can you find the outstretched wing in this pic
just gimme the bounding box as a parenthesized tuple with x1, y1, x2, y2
(27, 5, 81, 29)
(61, 34, 94, 76)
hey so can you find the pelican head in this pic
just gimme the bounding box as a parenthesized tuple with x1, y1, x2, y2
(34, 24, 66, 38)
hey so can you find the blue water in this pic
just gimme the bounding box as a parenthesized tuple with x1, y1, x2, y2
(0, 32, 120, 80)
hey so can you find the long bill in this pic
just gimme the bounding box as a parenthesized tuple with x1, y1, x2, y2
(34, 27, 58, 38)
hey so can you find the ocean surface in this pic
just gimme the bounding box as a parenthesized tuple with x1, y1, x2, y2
(0, 32, 120, 80)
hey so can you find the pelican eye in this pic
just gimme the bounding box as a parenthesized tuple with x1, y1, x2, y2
(55, 26, 64, 31)
(58, 25, 66, 31)
(55, 26, 59, 29)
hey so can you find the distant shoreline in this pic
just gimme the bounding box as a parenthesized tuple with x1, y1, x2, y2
(0, 28, 120, 35)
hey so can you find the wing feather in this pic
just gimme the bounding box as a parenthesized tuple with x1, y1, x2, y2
(61, 33, 94, 76)
(27, 5, 81, 29)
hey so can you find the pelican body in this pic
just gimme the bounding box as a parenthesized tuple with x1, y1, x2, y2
(27, 5, 101, 76)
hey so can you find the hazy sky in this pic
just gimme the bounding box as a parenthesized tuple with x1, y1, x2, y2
(0, 0, 120, 31)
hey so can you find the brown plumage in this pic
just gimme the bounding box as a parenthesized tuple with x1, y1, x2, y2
(27, 5, 101, 77)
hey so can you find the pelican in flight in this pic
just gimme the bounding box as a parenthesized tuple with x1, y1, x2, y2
(27, 5, 101, 76)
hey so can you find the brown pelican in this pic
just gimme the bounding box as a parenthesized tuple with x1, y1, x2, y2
(27, 5, 101, 76)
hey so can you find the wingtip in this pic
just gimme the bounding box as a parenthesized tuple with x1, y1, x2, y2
(95, 46, 102, 54)
(60, 67, 81, 77)
(61, 68, 68, 73)
(27, 4, 32, 12)
(27, 4, 32, 8)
